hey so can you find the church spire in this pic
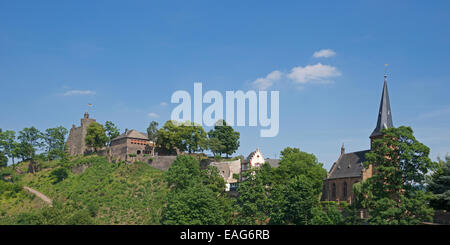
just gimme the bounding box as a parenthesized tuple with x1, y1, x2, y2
(370, 73, 393, 139)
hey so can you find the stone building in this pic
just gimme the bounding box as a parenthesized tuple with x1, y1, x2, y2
(322, 75, 394, 204)
(67, 112, 96, 155)
(210, 159, 241, 191)
(110, 129, 154, 162)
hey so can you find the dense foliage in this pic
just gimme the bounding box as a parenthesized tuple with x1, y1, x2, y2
(85, 122, 108, 152)
(234, 147, 333, 225)
(162, 155, 233, 224)
(0, 156, 168, 224)
(428, 156, 450, 211)
(208, 120, 240, 157)
(355, 126, 436, 224)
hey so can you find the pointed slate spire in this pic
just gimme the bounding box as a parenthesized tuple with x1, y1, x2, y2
(370, 74, 393, 139)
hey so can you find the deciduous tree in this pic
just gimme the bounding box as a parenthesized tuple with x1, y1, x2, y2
(146, 121, 158, 156)
(44, 126, 68, 161)
(85, 122, 108, 153)
(208, 120, 240, 157)
(428, 156, 450, 211)
(356, 126, 436, 224)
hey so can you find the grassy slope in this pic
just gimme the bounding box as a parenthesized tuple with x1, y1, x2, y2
(1, 156, 168, 224)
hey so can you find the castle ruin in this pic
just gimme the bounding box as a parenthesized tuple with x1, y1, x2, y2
(67, 112, 96, 155)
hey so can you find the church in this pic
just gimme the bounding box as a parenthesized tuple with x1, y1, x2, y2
(321, 74, 394, 204)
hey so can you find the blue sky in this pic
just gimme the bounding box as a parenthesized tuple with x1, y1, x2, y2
(1, 1, 449, 170)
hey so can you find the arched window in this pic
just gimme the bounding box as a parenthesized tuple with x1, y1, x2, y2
(343, 182, 348, 199)
(137, 150, 141, 155)
(331, 183, 336, 200)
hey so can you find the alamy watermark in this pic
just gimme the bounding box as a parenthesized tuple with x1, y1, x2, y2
(170, 83, 279, 137)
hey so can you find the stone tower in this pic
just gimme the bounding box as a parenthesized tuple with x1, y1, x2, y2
(66, 112, 96, 155)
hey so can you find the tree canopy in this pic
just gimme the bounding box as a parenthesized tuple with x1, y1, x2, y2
(162, 155, 232, 225)
(44, 126, 68, 161)
(428, 156, 450, 211)
(208, 120, 240, 157)
(234, 147, 330, 225)
(104, 121, 120, 146)
(85, 122, 108, 152)
(355, 126, 436, 224)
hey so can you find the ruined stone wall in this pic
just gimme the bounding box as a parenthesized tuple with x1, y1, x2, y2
(66, 114, 96, 156)
(67, 126, 83, 155)
(210, 159, 241, 184)
(147, 156, 177, 171)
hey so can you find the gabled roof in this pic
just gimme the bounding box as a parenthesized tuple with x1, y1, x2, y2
(111, 129, 149, 141)
(246, 149, 262, 161)
(370, 75, 393, 138)
(327, 150, 370, 179)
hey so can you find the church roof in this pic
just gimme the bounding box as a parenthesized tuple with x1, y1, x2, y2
(370, 75, 393, 138)
(112, 129, 149, 141)
(327, 150, 370, 179)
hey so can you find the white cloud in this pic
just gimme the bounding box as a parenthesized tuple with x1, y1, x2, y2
(63, 90, 96, 96)
(147, 112, 160, 118)
(418, 106, 450, 120)
(313, 49, 336, 58)
(160, 102, 169, 106)
(252, 70, 282, 90)
(287, 63, 341, 84)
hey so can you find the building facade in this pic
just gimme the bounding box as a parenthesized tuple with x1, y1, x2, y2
(110, 129, 154, 162)
(322, 75, 393, 204)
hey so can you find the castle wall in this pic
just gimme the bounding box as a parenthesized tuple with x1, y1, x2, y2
(110, 138, 128, 161)
(67, 126, 83, 155)
(66, 113, 96, 156)
(148, 156, 177, 171)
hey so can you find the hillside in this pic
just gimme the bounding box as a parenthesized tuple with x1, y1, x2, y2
(0, 156, 168, 224)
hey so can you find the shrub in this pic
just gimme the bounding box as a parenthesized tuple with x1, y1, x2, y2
(49, 168, 68, 184)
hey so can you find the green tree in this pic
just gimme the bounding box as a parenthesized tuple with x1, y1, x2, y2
(207, 137, 225, 157)
(0, 130, 17, 165)
(162, 184, 232, 225)
(164, 155, 202, 190)
(428, 155, 450, 211)
(356, 126, 436, 224)
(156, 120, 185, 155)
(85, 122, 108, 153)
(18, 127, 44, 160)
(162, 155, 232, 224)
(104, 121, 120, 162)
(44, 126, 68, 161)
(18, 127, 44, 173)
(49, 167, 68, 184)
(0, 152, 7, 168)
(179, 122, 208, 154)
(281, 175, 319, 224)
(310, 202, 346, 225)
(234, 147, 328, 225)
(208, 120, 240, 157)
(104, 121, 120, 146)
(14, 141, 30, 162)
(234, 167, 272, 225)
(147, 121, 158, 156)
(274, 147, 327, 194)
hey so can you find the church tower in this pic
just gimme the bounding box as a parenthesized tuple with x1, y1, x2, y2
(369, 74, 394, 146)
